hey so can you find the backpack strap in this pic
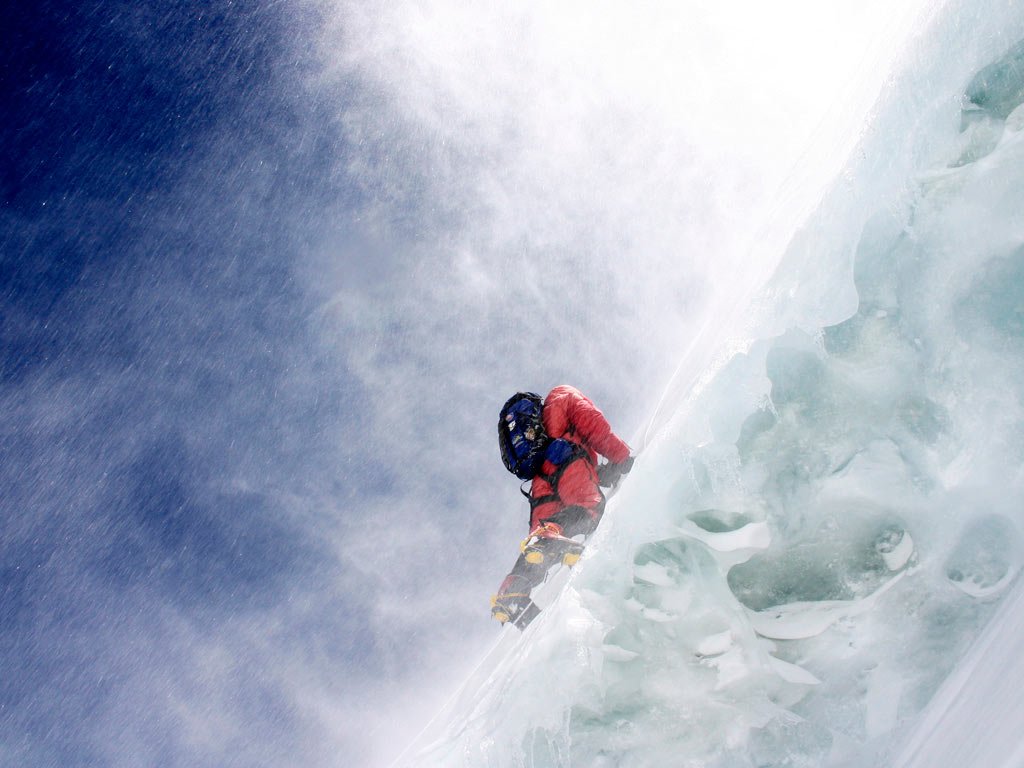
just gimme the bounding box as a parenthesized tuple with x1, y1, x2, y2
(526, 440, 591, 512)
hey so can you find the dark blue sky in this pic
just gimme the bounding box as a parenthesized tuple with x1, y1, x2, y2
(1, 3, 384, 764)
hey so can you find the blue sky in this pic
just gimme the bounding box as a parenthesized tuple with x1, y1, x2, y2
(3, 3, 365, 764)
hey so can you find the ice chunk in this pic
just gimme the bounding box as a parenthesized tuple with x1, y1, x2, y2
(768, 655, 821, 686)
(945, 515, 1022, 598)
(747, 569, 906, 640)
(695, 630, 733, 657)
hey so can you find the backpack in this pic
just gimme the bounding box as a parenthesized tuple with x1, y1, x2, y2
(498, 393, 548, 480)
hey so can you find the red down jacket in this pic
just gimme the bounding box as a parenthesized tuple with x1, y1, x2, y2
(529, 385, 632, 529)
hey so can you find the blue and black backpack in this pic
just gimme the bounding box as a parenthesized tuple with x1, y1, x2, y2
(498, 392, 548, 480)
(499, 392, 598, 521)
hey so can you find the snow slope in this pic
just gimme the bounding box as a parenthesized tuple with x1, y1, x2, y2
(396, 3, 1024, 766)
(892, 577, 1024, 768)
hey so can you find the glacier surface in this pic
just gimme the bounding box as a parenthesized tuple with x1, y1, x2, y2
(397, 3, 1024, 766)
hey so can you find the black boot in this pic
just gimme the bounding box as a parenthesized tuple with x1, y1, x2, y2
(491, 574, 532, 625)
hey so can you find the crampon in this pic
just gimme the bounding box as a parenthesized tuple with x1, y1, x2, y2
(519, 521, 585, 567)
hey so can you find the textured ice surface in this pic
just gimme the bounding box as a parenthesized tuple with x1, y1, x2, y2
(400, 6, 1024, 767)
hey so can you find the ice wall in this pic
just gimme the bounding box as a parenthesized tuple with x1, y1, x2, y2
(399, 3, 1024, 766)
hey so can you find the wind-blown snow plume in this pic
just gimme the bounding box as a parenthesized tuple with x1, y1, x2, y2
(309, 2, 936, 756)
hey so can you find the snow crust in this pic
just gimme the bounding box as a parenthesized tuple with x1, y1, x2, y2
(398, 3, 1024, 765)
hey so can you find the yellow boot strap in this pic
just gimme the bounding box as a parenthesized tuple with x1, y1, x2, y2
(490, 592, 529, 607)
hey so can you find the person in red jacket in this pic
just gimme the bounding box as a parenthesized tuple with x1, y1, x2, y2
(491, 385, 634, 627)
